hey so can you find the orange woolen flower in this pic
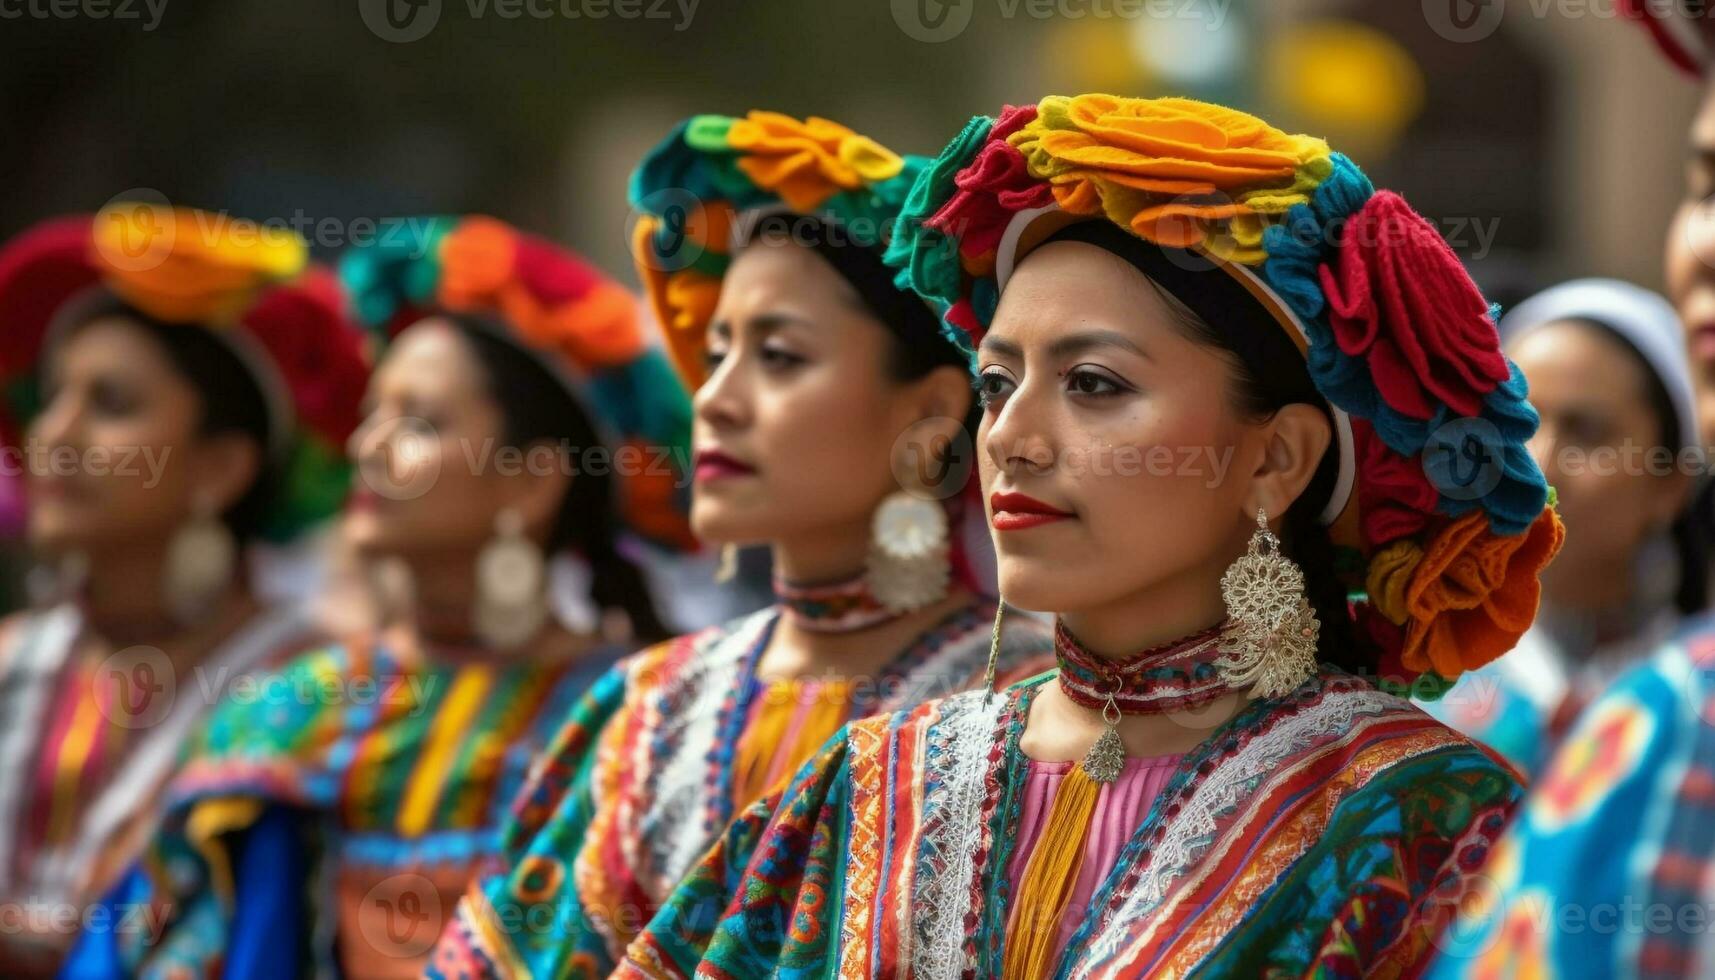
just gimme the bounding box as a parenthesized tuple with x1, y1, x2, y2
(437, 217, 518, 307)
(727, 111, 905, 213)
(1400, 507, 1565, 678)
(90, 204, 306, 325)
(1008, 95, 1331, 252)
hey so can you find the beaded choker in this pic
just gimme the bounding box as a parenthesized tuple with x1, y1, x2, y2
(1054, 617, 1233, 782)
(774, 572, 902, 634)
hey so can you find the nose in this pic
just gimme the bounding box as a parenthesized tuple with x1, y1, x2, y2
(983, 380, 1054, 478)
(28, 386, 82, 454)
(1525, 421, 1558, 481)
(693, 352, 750, 433)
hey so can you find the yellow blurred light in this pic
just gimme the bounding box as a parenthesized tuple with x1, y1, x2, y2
(1264, 20, 1426, 158)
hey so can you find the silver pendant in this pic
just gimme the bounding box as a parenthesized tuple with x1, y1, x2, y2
(1081, 726, 1126, 784)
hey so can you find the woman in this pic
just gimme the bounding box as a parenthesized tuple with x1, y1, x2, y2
(1425, 279, 1701, 776)
(1424, 18, 1715, 977)
(430, 112, 1055, 979)
(620, 95, 1564, 979)
(0, 206, 368, 976)
(72, 216, 685, 978)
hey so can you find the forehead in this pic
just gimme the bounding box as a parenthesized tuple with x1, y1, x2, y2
(52, 315, 176, 374)
(988, 240, 1175, 338)
(718, 239, 857, 313)
(376, 318, 486, 393)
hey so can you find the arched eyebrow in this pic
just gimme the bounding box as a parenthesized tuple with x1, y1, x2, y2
(708, 311, 814, 339)
(977, 328, 1148, 361)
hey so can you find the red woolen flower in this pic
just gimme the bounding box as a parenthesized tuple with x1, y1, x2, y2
(241, 266, 369, 446)
(1353, 417, 1439, 549)
(1317, 192, 1509, 419)
(926, 105, 1055, 269)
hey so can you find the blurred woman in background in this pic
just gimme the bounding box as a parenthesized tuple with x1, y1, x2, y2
(430, 111, 1055, 979)
(1424, 279, 1702, 776)
(68, 215, 687, 978)
(0, 205, 369, 976)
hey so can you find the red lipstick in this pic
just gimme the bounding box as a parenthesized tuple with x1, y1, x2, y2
(693, 449, 757, 483)
(989, 491, 1074, 531)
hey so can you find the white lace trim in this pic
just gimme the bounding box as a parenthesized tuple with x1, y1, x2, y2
(1072, 686, 1403, 977)
(643, 607, 776, 887)
(910, 689, 1004, 980)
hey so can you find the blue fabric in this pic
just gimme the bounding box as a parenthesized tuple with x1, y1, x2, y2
(226, 805, 308, 980)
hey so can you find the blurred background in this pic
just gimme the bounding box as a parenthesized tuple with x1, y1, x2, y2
(0, 0, 1698, 615)
(2, 0, 1695, 293)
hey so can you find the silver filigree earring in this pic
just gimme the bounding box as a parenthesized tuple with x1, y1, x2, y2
(1216, 508, 1319, 698)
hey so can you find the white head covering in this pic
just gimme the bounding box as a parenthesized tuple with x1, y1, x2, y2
(1499, 278, 1699, 453)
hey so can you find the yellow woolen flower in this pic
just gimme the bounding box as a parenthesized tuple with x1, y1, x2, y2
(728, 112, 904, 213)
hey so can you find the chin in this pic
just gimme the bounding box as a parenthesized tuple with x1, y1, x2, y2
(689, 498, 771, 547)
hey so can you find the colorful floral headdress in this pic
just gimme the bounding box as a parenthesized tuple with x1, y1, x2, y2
(338, 215, 695, 550)
(628, 110, 962, 386)
(888, 95, 1565, 695)
(0, 205, 370, 541)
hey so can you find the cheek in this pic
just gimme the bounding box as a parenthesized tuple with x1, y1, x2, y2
(1667, 203, 1710, 303)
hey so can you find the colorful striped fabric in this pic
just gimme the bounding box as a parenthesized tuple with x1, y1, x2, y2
(621, 670, 1521, 979)
(428, 601, 1054, 979)
(80, 633, 623, 978)
(1428, 615, 1715, 978)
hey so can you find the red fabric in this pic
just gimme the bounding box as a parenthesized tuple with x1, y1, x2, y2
(926, 105, 1054, 264)
(1620, 0, 1704, 77)
(1318, 192, 1509, 420)
(0, 217, 101, 379)
(241, 266, 370, 445)
(1352, 417, 1438, 549)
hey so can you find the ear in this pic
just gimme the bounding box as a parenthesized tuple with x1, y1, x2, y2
(499, 440, 574, 543)
(188, 432, 263, 517)
(907, 363, 976, 425)
(1242, 404, 1333, 523)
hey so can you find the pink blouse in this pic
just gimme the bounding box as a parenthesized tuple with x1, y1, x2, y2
(1005, 754, 1182, 961)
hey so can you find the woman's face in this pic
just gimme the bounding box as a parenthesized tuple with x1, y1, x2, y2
(1511, 320, 1688, 607)
(1666, 82, 1715, 446)
(28, 316, 253, 558)
(346, 318, 561, 561)
(689, 238, 969, 549)
(975, 241, 1322, 618)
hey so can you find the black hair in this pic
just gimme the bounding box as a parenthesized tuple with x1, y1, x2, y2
(1041, 222, 1361, 673)
(447, 313, 671, 645)
(1569, 318, 1709, 616)
(60, 289, 277, 543)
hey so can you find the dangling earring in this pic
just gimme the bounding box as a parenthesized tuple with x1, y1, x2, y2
(866, 491, 950, 613)
(1216, 508, 1319, 698)
(714, 543, 739, 584)
(983, 598, 1006, 702)
(473, 507, 547, 650)
(163, 497, 236, 625)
